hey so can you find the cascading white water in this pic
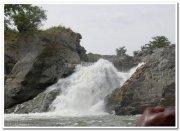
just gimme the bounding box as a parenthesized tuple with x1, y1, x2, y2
(48, 59, 143, 116)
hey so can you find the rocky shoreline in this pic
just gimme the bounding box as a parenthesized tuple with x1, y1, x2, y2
(4, 27, 175, 115)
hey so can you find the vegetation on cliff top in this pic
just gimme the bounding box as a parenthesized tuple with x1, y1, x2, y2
(5, 4, 47, 33)
(116, 36, 171, 57)
(135, 36, 171, 56)
(141, 36, 171, 50)
(4, 4, 81, 45)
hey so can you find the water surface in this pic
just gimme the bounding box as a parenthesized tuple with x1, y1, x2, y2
(5, 114, 138, 127)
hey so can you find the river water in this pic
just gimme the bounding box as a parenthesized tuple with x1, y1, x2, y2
(4, 59, 143, 127)
(4, 113, 139, 127)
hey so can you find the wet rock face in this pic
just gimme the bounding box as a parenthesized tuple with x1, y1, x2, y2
(5, 87, 60, 113)
(4, 55, 16, 81)
(105, 45, 175, 115)
(5, 31, 84, 109)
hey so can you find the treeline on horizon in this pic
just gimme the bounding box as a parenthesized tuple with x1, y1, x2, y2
(4, 4, 173, 57)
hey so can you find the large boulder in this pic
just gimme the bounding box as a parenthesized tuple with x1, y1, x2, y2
(5, 27, 84, 109)
(5, 85, 60, 113)
(105, 45, 175, 115)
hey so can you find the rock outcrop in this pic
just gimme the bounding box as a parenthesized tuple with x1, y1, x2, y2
(5, 27, 85, 109)
(5, 84, 60, 113)
(86, 53, 137, 71)
(105, 45, 175, 115)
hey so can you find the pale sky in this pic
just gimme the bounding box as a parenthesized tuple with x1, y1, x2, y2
(38, 4, 176, 56)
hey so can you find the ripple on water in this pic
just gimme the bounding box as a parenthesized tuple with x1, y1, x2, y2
(4, 114, 138, 127)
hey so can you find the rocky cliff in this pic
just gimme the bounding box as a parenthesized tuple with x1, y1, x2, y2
(5, 26, 86, 109)
(105, 45, 175, 115)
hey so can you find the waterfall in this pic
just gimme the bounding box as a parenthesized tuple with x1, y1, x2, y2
(48, 59, 143, 116)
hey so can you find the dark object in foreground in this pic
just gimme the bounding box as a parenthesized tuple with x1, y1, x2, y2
(136, 106, 175, 126)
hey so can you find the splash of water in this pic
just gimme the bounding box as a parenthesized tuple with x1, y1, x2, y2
(47, 59, 143, 116)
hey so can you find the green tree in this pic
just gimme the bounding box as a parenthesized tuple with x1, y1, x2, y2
(116, 46, 127, 56)
(141, 36, 171, 50)
(4, 4, 47, 32)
